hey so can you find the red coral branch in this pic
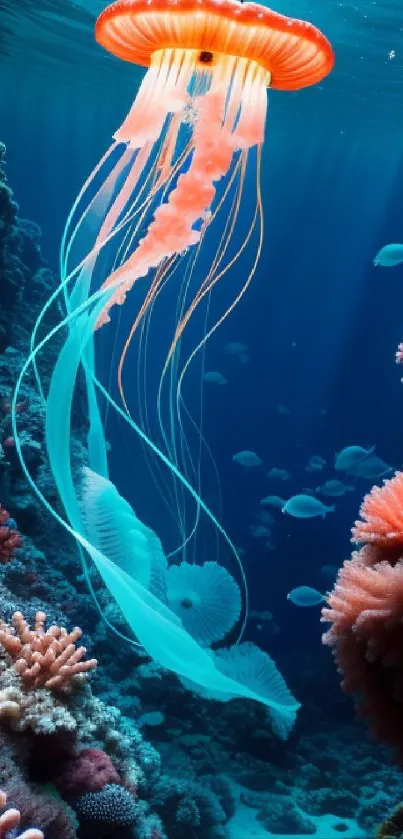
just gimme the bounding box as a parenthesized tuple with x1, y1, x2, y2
(0, 505, 22, 564)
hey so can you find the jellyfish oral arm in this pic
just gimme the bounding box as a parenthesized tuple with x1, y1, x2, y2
(95, 48, 270, 329)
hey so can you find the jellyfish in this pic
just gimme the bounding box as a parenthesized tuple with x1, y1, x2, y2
(12, 0, 333, 724)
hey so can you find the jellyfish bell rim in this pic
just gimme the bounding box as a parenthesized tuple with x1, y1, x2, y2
(95, 0, 334, 90)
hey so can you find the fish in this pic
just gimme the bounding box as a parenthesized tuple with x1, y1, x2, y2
(267, 467, 290, 481)
(224, 342, 249, 363)
(203, 370, 227, 385)
(138, 711, 165, 727)
(276, 404, 290, 415)
(250, 609, 273, 621)
(260, 495, 285, 509)
(374, 243, 403, 267)
(316, 479, 354, 497)
(319, 564, 338, 580)
(349, 454, 393, 479)
(282, 494, 335, 519)
(250, 525, 271, 539)
(334, 445, 375, 472)
(287, 586, 325, 606)
(256, 510, 275, 526)
(233, 450, 263, 468)
(305, 455, 326, 472)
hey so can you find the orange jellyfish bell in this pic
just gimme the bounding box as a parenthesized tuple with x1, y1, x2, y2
(95, 0, 334, 90)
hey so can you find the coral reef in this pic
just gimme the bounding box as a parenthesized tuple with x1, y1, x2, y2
(0, 788, 43, 839)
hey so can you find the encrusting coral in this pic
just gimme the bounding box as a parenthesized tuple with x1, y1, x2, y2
(0, 611, 97, 691)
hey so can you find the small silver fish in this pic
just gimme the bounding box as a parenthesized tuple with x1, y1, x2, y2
(282, 495, 335, 519)
(267, 467, 290, 481)
(374, 243, 403, 267)
(203, 371, 227, 385)
(233, 450, 263, 468)
(287, 586, 325, 607)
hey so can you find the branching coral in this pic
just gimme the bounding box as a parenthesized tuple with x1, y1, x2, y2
(0, 611, 97, 691)
(0, 789, 43, 839)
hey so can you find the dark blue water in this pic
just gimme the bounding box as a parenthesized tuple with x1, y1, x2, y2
(2, 5, 403, 835)
(2, 79, 403, 654)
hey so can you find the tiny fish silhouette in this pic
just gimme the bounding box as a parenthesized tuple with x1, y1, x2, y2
(319, 564, 338, 580)
(260, 495, 285, 509)
(250, 525, 271, 539)
(203, 370, 227, 385)
(224, 341, 249, 363)
(316, 479, 354, 497)
(267, 467, 290, 481)
(233, 450, 262, 468)
(306, 455, 326, 472)
(256, 509, 275, 526)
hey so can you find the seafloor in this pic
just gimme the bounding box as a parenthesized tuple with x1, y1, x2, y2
(0, 139, 401, 839)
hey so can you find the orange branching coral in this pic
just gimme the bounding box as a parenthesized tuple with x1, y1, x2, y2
(352, 471, 403, 547)
(0, 789, 43, 839)
(0, 611, 97, 692)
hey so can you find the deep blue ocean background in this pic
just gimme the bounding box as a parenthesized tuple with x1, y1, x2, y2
(2, 3, 403, 662)
(2, 8, 403, 830)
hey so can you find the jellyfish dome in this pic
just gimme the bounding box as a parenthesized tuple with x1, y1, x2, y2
(12, 0, 333, 728)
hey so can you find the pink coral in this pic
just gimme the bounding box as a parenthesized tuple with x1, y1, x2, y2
(0, 789, 43, 839)
(0, 611, 97, 692)
(0, 506, 22, 564)
(322, 545, 403, 759)
(55, 748, 122, 796)
(396, 342, 403, 364)
(351, 471, 403, 547)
